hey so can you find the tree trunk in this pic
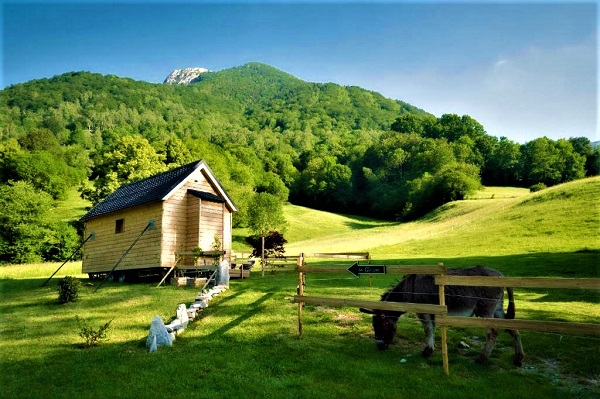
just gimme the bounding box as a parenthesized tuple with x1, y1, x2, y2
(261, 235, 265, 277)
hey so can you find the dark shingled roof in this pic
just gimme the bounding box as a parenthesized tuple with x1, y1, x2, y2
(81, 160, 212, 221)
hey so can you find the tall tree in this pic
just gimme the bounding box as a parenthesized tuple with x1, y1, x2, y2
(82, 134, 167, 204)
(247, 192, 286, 276)
(484, 137, 522, 186)
(556, 139, 586, 182)
(520, 137, 561, 186)
(293, 155, 353, 211)
(0, 181, 54, 263)
(568, 137, 596, 176)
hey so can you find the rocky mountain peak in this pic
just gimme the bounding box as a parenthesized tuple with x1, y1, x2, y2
(164, 67, 209, 84)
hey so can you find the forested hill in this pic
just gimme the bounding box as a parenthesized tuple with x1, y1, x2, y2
(189, 63, 427, 131)
(0, 62, 598, 263)
(2, 62, 426, 141)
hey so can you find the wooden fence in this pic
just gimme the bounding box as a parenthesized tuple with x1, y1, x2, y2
(292, 260, 600, 375)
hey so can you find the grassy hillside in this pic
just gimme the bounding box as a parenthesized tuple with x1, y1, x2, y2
(278, 177, 599, 262)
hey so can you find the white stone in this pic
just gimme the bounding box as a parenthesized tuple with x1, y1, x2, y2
(176, 304, 189, 328)
(165, 319, 184, 333)
(191, 300, 208, 309)
(146, 316, 173, 351)
(216, 259, 230, 286)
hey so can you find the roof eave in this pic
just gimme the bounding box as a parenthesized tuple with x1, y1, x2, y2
(162, 159, 238, 212)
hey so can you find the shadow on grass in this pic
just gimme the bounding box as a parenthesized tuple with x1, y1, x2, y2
(205, 292, 274, 337)
(343, 219, 397, 230)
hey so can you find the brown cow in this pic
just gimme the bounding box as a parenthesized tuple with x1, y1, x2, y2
(360, 266, 524, 366)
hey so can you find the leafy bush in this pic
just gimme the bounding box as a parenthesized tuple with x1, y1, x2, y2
(57, 276, 80, 304)
(76, 317, 112, 348)
(0, 181, 55, 264)
(529, 183, 547, 192)
(246, 231, 287, 258)
(42, 221, 82, 262)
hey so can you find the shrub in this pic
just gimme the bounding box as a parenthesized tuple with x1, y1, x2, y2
(76, 317, 112, 348)
(246, 230, 287, 258)
(0, 181, 54, 264)
(529, 183, 547, 192)
(57, 276, 80, 303)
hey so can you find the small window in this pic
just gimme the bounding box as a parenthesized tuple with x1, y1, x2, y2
(115, 218, 124, 234)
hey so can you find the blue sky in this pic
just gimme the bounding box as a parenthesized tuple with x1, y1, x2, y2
(2, 1, 597, 143)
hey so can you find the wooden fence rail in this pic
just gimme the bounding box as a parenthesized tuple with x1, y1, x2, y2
(435, 275, 600, 290)
(293, 295, 447, 315)
(297, 264, 446, 275)
(294, 260, 600, 376)
(303, 252, 371, 261)
(436, 316, 600, 336)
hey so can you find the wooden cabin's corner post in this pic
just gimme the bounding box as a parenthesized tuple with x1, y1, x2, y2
(438, 262, 449, 375)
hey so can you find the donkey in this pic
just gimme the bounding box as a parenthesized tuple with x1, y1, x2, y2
(360, 266, 524, 366)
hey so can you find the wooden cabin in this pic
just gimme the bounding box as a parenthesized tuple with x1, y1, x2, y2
(80, 160, 237, 280)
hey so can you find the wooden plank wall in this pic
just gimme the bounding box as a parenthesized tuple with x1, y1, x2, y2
(186, 196, 200, 250)
(82, 202, 162, 273)
(199, 201, 224, 253)
(161, 180, 189, 268)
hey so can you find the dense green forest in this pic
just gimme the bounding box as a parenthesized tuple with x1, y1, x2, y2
(0, 62, 598, 263)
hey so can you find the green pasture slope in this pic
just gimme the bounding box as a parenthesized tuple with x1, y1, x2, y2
(1, 178, 598, 398)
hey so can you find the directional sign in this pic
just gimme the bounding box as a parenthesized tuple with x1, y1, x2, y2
(347, 262, 386, 278)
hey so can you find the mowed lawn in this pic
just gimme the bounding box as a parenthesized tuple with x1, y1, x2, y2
(1, 178, 598, 398)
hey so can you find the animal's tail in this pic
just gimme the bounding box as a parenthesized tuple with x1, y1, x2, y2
(505, 287, 515, 319)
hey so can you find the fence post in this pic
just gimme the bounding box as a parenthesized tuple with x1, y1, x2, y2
(438, 262, 449, 375)
(298, 271, 304, 338)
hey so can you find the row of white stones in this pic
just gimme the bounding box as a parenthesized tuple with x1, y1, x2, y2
(146, 284, 229, 351)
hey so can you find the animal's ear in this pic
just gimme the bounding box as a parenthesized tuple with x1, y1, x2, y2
(359, 308, 375, 314)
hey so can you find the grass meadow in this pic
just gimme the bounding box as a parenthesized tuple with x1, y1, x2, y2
(1, 177, 598, 398)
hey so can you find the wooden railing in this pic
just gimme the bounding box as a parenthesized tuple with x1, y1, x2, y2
(293, 262, 600, 375)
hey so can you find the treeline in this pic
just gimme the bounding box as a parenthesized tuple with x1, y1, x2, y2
(0, 63, 597, 263)
(353, 113, 598, 219)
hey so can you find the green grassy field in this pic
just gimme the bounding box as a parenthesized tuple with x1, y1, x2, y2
(1, 178, 599, 398)
(280, 177, 599, 260)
